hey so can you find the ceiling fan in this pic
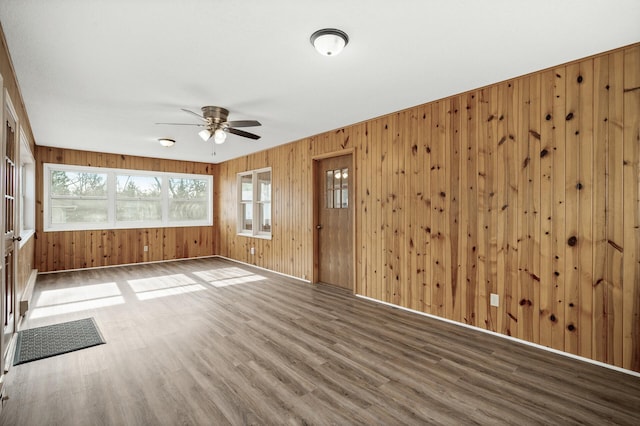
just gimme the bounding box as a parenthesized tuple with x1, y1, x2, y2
(158, 106, 261, 144)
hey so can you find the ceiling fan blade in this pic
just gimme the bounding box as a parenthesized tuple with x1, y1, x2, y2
(225, 120, 261, 128)
(181, 108, 207, 122)
(155, 122, 205, 126)
(227, 127, 261, 140)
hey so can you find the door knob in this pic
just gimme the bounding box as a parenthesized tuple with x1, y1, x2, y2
(316, 225, 323, 230)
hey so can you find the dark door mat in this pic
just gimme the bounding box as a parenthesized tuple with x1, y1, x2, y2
(13, 317, 106, 365)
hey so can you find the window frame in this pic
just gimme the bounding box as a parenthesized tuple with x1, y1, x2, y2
(237, 167, 272, 239)
(19, 127, 35, 246)
(43, 163, 213, 232)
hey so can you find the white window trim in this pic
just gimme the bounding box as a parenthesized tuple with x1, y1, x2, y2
(237, 167, 272, 240)
(19, 127, 35, 247)
(43, 163, 213, 232)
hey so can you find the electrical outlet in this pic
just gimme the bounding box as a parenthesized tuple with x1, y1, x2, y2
(490, 293, 499, 307)
(143, 245, 149, 252)
(250, 247, 255, 255)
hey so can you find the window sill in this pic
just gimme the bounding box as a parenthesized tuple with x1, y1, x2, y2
(237, 232, 272, 240)
(18, 229, 35, 248)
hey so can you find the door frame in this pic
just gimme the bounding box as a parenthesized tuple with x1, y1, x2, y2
(1, 83, 20, 373)
(312, 149, 356, 292)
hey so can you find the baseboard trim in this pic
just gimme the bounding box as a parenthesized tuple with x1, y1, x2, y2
(19, 269, 38, 317)
(214, 255, 310, 283)
(355, 294, 640, 379)
(37, 255, 220, 275)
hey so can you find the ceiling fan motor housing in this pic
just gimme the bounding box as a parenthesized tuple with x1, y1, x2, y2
(201, 106, 229, 128)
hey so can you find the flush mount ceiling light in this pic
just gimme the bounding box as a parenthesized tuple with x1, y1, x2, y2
(158, 138, 175, 147)
(310, 28, 349, 56)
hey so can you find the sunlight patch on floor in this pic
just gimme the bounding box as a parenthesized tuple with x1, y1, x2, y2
(127, 274, 205, 300)
(135, 284, 207, 301)
(30, 295, 125, 319)
(127, 274, 196, 292)
(193, 267, 266, 287)
(36, 282, 121, 306)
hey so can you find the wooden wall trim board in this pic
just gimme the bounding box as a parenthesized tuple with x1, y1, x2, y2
(216, 43, 640, 373)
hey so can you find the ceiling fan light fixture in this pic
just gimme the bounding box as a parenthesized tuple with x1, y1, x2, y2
(310, 28, 349, 56)
(214, 128, 227, 144)
(198, 129, 212, 141)
(158, 138, 175, 147)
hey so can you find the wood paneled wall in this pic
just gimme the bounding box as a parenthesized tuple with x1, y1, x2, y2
(1, 22, 38, 303)
(35, 147, 218, 271)
(17, 237, 35, 299)
(217, 44, 640, 372)
(0, 23, 36, 154)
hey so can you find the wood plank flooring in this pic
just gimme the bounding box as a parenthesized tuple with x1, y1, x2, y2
(1, 257, 638, 425)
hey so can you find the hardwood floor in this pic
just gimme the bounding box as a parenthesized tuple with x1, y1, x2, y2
(0, 257, 638, 425)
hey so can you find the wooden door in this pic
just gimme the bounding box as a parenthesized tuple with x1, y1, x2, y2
(315, 154, 352, 290)
(2, 104, 17, 364)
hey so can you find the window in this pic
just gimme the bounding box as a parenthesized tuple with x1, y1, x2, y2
(19, 128, 35, 245)
(237, 168, 271, 238)
(44, 164, 213, 231)
(116, 174, 162, 224)
(326, 167, 348, 209)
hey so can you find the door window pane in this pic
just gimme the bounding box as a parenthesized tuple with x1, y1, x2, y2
(326, 167, 348, 209)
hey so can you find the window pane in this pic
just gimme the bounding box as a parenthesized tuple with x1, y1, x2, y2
(51, 199, 108, 224)
(168, 178, 207, 199)
(257, 171, 271, 202)
(341, 168, 348, 187)
(117, 175, 161, 198)
(258, 202, 271, 233)
(334, 189, 341, 208)
(51, 170, 107, 196)
(334, 170, 341, 189)
(342, 188, 348, 208)
(327, 189, 334, 209)
(116, 200, 162, 221)
(326, 170, 333, 191)
(240, 175, 253, 202)
(168, 177, 209, 222)
(169, 200, 208, 221)
(241, 202, 253, 230)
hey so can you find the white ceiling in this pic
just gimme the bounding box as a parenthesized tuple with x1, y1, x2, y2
(1, 1, 638, 164)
